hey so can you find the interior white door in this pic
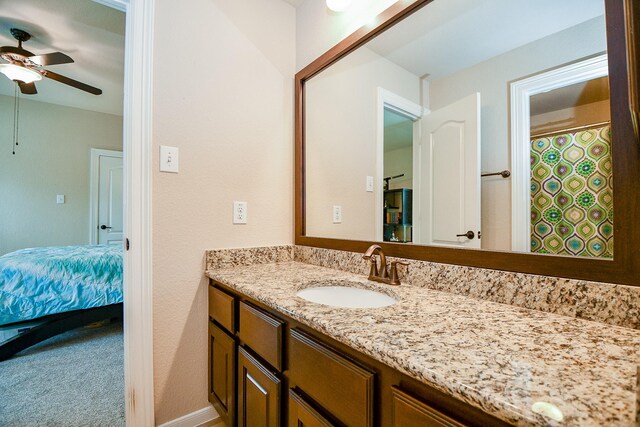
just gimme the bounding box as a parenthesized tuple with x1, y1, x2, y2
(97, 153, 124, 245)
(419, 92, 481, 248)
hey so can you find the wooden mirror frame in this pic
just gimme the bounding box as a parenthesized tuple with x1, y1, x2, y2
(295, 0, 640, 286)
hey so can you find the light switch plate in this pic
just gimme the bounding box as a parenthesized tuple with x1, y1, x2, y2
(160, 145, 179, 173)
(366, 176, 374, 192)
(333, 205, 342, 223)
(56, 195, 65, 204)
(233, 201, 248, 224)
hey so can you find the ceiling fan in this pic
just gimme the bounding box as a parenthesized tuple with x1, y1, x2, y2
(0, 28, 102, 96)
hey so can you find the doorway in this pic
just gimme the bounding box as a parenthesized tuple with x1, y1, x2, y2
(97, 0, 155, 425)
(383, 108, 415, 243)
(375, 88, 422, 241)
(510, 54, 609, 253)
(0, 0, 155, 424)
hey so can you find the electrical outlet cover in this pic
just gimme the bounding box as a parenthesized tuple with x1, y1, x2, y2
(333, 205, 342, 223)
(233, 201, 248, 224)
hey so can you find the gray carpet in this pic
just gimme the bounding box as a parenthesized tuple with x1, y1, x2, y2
(0, 322, 125, 427)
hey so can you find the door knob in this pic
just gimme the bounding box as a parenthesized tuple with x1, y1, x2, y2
(100, 225, 112, 230)
(456, 230, 475, 239)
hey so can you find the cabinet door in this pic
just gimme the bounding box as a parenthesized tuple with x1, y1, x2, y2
(238, 346, 281, 427)
(392, 386, 466, 427)
(289, 329, 374, 427)
(289, 389, 335, 427)
(208, 322, 236, 427)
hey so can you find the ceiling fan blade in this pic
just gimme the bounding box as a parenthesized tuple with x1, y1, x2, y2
(18, 81, 37, 95)
(42, 70, 102, 95)
(29, 52, 74, 66)
(0, 45, 34, 58)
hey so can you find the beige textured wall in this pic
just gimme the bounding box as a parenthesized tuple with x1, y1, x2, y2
(151, 0, 295, 423)
(305, 47, 420, 240)
(429, 17, 606, 251)
(0, 95, 123, 256)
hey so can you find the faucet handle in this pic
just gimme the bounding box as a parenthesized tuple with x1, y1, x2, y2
(366, 257, 378, 279)
(389, 260, 409, 286)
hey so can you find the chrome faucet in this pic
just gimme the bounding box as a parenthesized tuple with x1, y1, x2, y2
(362, 244, 408, 286)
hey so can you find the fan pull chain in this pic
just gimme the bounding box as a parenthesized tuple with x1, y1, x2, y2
(12, 84, 18, 155)
(15, 85, 20, 150)
(11, 84, 21, 154)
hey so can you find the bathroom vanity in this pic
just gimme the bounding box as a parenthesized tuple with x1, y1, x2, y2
(205, 255, 639, 427)
(205, 0, 640, 425)
(207, 280, 507, 427)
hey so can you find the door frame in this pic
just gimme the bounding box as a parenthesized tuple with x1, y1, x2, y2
(375, 87, 424, 241)
(510, 54, 608, 252)
(89, 149, 123, 245)
(91, 0, 155, 426)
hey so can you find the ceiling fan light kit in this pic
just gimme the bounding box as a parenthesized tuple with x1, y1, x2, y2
(0, 63, 42, 84)
(326, 0, 351, 12)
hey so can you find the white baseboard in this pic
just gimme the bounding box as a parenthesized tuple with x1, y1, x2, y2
(157, 405, 220, 427)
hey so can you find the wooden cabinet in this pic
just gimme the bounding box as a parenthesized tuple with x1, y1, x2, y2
(208, 281, 509, 427)
(208, 322, 236, 427)
(237, 346, 281, 427)
(289, 389, 335, 427)
(383, 188, 413, 243)
(289, 328, 374, 427)
(392, 386, 465, 427)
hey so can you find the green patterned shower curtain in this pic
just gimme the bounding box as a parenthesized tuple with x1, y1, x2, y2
(530, 124, 613, 258)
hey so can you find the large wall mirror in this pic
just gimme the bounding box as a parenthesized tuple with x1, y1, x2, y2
(295, 0, 640, 285)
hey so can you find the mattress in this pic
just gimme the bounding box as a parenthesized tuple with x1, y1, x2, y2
(0, 245, 123, 326)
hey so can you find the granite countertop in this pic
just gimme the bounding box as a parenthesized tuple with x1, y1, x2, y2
(206, 261, 640, 427)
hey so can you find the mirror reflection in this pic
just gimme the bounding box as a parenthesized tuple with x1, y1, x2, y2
(304, 0, 613, 258)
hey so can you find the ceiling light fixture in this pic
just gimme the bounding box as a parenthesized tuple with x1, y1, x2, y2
(0, 63, 42, 84)
(326, 0, 351, 12)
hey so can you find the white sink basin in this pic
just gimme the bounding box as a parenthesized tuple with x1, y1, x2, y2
(296, 283, 397, 308)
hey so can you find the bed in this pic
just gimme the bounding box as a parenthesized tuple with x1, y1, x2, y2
(0, 244, 123, 361)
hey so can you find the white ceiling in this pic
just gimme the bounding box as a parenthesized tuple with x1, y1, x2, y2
(366, 0, 605, 80)
(0, 0, 125, 115)
(282, 0, 305, 7)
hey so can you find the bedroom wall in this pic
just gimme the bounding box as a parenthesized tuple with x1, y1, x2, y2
(151, 0, 295, 423)
(0, 95, 123, 256)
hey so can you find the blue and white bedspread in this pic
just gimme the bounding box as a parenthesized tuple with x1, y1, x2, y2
(0, 245, 123, 326)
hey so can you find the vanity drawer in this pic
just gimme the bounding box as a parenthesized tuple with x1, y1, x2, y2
(238, 301, 284, 371)
(391, 386, 465, 427)
(209, 285, 236, 334)
(289, 328, 374, 427)
(289, 389, 336, 427)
